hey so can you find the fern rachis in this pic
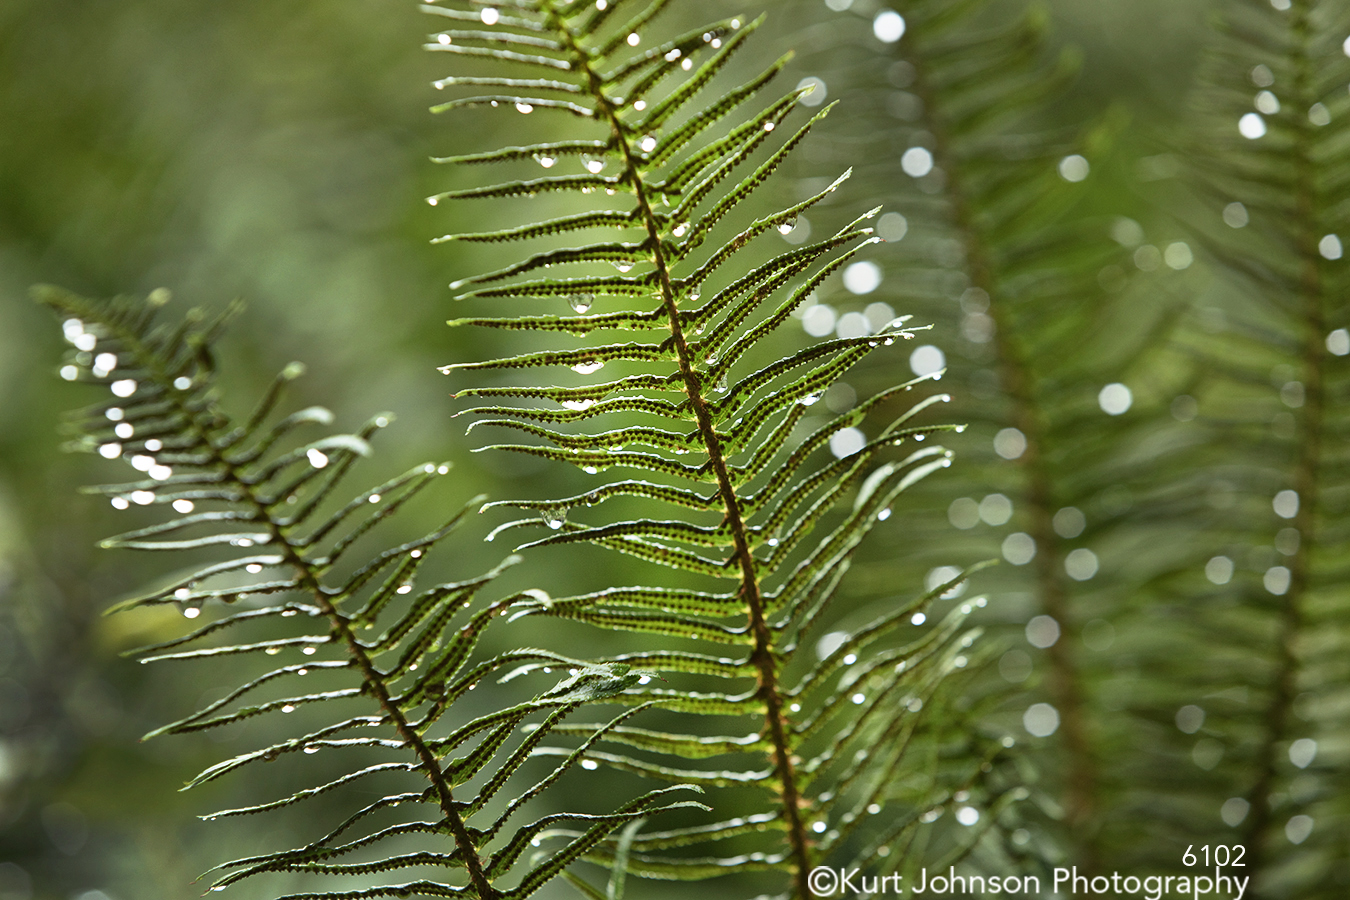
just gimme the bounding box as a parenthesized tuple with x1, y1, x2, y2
(429, 1, 998, 895)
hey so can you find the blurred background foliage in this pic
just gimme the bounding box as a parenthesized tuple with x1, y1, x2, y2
(2, 0, 1316, 897)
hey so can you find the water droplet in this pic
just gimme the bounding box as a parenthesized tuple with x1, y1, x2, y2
(799, 393, 821, 407)
(543, 509, 567, 530)
(777, 219, 796, 235)
(572, 359, 605, 374)
(611, 260, 634, 272)
(265, 647, 281, 655)
(516, 102, 534, 114)
(715, 372, 728, 393)
(566, 293, 594, 313)
(583, 466, 599, 474)
(583, 156, 606, 173)
(535, 155, 556, 168)
(303, 745, 319, 754)
(281, 704, 296, 713)
(672, 222, 689, 237)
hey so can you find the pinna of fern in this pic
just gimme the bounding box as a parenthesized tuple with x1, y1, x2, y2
(425, 1, 1013, 896)
(38, 285, 706, 900)
(1154, 0, 1350, 894)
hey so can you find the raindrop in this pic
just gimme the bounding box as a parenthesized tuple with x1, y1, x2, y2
(572, 359, 604, 375)
(1002, 532, 1036, 565)
(993, 427, 1026, 460)
(1239, 112, 1266, 139)
(534, 155, 556, 168)
(566, 293, 594, 313)
(516, 102, 534, 114)
(909, 345, 944, 377)
(111, 379, 137, 398)
(1223, 202, 1248, 228)
(979, 493, 1012, 525)
(308, 449, 329, 468)
(1289, 738, 1317, 769)
(98, 443, 122, 459)
(1058, 154, 1090, 182)
(777, 219, 796, 235)
(172, 499, 194, 514)
(1025, 615, 1060, 648)
(1065, 548, 1099, 581)
(901, 147, 933, 177)
(873, 9, 905, 42)
(1098, 382, 1132, 415)
(611, 260, 634, 272)
(1285, 815, 1313, 847)
(543, 510, 566, 530)
(1176, 705, 1205, 734)
(480, 7, 499, 25)
(1206, 556, 1233, 585)
(1221, 797, 1250, 826)
(1023, 703, 1059, 737)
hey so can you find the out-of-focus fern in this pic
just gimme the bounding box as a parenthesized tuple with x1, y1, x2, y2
(792, 0, 1197, 871)
(1159, 1, 1350, 894)
(426, 1, 1010, 896)
(37, 286, 702, 900)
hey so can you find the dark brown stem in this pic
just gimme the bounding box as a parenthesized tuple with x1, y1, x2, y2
(541, 6, 812, 896)
(117, 326, 499, 899)
(1241, 2, 1323, 884)
(904, 24, 1099, 862)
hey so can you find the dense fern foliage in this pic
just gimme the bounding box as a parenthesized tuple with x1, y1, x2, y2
(37, 287, 707, 899)
(426, 0, 1012, 895)
(1152, 0, 1350, 895)
(27, 0, 1350, 898)
(789, 0, 1199, 872)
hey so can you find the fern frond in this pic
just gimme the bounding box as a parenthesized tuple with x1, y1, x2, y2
(39, 287, 698, 899)
(1147, 1, 1350, 893)
(429, 2, 1004, 895)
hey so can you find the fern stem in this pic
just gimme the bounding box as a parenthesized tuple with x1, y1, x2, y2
(1240, 1, 1325, 879)
(110, 323, 499, 899)
(905, 24, 1099, 860)
(539, 5, 813, 894)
